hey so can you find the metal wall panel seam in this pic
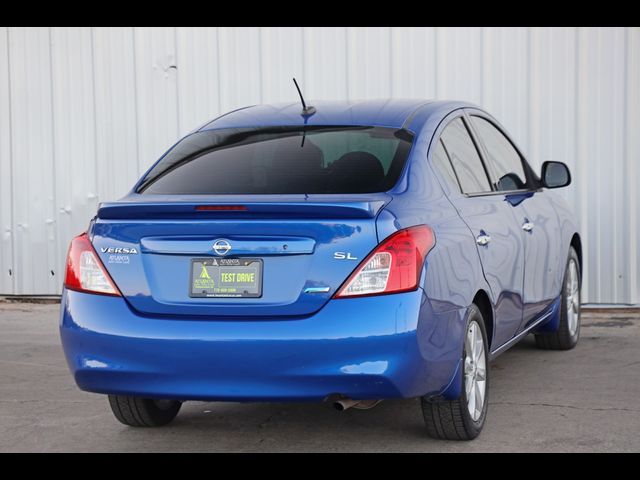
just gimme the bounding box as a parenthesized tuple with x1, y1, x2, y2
(625, 27, 639, 303)
(344, 27, 350, 100)
(48, 27, 58, 292)
(173, 26, 181, 135)
(90, 27, 99, 228)
(215, 27, 222, 117)
(300, 27, 307, 88)
(131, 27, 141, 178)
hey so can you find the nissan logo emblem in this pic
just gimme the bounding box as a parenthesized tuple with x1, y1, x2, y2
(212, 239, 232, 256)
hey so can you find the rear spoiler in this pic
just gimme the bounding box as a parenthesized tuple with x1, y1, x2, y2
(97, 200, 389, 220)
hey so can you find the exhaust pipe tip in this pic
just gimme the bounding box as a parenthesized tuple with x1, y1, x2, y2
(333, 398, 359, 411)
(333, 398, 381, 411)
(352, 399, 382, 410)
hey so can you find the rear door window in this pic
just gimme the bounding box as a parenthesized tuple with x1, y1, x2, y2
(470, 116, 528, 191)
(439, 118, 492, 194)
(137, 126, 414, 195)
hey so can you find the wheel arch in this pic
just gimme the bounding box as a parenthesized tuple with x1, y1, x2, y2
(472, 290, 494, 350)
(570, 233, 582, 274)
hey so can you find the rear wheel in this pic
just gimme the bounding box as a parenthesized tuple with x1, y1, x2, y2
(535, 247, 581, 350)
(421, 304, 489, 441)
(108, 395, 182, 427)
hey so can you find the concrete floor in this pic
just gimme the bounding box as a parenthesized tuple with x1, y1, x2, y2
(1, 302, 639, 452)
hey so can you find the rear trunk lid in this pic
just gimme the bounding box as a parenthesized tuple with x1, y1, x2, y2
(91, 194, 389, 318)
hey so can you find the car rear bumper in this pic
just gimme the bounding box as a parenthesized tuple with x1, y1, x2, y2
(59, 289, 464, 402)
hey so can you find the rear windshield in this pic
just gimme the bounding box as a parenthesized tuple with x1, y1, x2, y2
(137, 126, 414, 195)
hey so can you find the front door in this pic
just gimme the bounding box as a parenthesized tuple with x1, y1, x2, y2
(511, 192, 562, 328)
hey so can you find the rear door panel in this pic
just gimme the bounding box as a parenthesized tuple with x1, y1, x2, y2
(449, 195, 526, 347)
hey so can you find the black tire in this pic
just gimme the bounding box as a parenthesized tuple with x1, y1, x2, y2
(534, 247, 581, 350)
(108, 395, 182, 427)
(421, 304, 489, 441)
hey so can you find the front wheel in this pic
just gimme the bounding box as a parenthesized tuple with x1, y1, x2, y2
(534, 247, 581, 350)
(421, 304, 489, 441)
(108, 395, 182, 427)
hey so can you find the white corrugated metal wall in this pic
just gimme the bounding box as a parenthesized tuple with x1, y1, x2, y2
(0, 27, 638, 304)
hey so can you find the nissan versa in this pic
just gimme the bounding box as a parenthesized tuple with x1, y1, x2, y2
(60, 99, 581, 440)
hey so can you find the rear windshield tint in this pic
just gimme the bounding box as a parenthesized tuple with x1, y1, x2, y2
(137, 126, 414, 195)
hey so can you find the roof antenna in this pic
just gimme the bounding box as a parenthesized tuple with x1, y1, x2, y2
(293, 78, 316, 116)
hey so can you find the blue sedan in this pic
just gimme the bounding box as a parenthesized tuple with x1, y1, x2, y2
(60, 99, 581, 440)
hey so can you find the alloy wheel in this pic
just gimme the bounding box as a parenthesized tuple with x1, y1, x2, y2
(464, 321, 487, 422)
(566, 259, 580, 336)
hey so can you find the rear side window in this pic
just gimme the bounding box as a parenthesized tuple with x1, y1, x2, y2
(137, 126, 414, 195)
(439, 118, 491, 194)
(470, 116, 528, 191)
(431, 139, 460, 192)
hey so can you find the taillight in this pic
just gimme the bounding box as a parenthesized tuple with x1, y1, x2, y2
(64, 233, 121, 296)
(334, 225, 435, 298)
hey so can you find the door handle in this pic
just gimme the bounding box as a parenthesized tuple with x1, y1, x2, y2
(476, 232, 491, 246)
(522, 220, 534, 232)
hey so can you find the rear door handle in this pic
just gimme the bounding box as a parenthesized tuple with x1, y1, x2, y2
(522, 220, 534, 232)
(476, 232, 491, 246)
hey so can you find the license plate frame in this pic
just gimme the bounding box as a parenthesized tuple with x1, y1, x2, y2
(189, 257, 263, 298)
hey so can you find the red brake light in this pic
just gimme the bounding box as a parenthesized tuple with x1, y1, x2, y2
(64, 233, 121, 296)
(334, 225, 435, 298)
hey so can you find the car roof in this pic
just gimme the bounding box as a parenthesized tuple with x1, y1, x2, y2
(198, 99, 479, 133)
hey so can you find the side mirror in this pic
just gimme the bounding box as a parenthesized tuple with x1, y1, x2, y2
(541, 161, 571, 189)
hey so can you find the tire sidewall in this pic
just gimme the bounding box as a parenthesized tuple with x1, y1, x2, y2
(145, 399, 182, 425)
